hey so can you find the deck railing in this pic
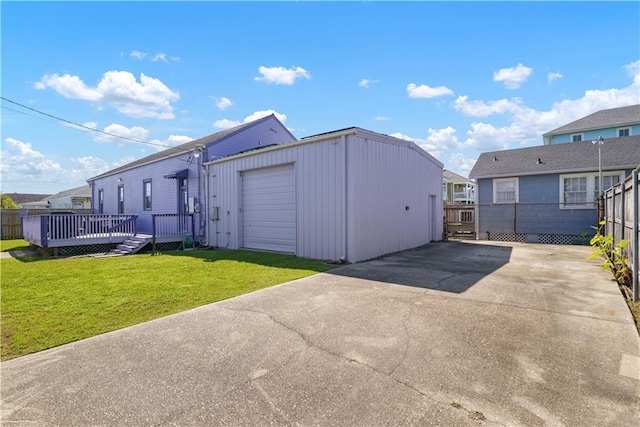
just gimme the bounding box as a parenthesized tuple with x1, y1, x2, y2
(22, 214, 137, 248)
(152, 214, 194, 244)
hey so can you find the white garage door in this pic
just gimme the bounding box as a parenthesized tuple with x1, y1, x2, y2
(242, 164, 296, 253)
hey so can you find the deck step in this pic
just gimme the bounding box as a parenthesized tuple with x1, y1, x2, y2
(108, 234, 153, 256)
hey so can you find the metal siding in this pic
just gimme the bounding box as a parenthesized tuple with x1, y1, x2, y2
(209, 139, 344, 261)
(346, 134, 443, 263)
(242, 164, 296, 253)
(207, 116, 295, 160)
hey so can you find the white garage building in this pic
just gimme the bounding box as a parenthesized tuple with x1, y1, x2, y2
(204, 127, 443, 263)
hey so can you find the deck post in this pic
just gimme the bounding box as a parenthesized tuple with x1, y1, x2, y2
(40, 216, 48, 248)
(191, 214, 196, 244)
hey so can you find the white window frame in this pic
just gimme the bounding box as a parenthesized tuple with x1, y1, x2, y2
(559, 171, 625, 209)
(617, 127, 631, 137)
(570, 133, 583, 142)
(493, 177, 519, 204)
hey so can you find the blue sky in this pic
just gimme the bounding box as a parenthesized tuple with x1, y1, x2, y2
(2, 1, 639, 194)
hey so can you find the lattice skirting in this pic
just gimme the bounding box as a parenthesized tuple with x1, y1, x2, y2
(37, 243, 118, 258)
(152, 242, 183, 251)
(486, 232, 590, 245)
(486, 232, 526, 243)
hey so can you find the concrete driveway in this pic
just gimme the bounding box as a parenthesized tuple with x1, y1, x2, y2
(2, 240, 639, 426)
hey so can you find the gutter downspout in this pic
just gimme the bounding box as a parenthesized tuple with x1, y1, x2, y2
(341, 134, 347, 262)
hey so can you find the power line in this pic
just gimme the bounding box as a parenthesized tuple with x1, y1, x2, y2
(0, 96, 171, 149)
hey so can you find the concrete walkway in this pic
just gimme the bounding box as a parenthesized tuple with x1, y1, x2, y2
(2, 240, 639, 426)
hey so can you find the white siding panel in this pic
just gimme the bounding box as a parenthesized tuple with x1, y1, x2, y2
(242, 165, 296, 253)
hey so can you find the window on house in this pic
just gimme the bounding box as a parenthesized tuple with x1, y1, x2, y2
(618, 128, 630, 137)
(560, 171, 624, 208)
(563, 176, 587, 206)
(98, 189, 104, 214)
(595, 174, 621, 197)
(117, 185, 124, 214)
(493, 178, 518, 203)
(571, 134, 583, 142)
(143, 179, 152, 211)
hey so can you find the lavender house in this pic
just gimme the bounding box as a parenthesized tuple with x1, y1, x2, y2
(84, 114, 295, 248)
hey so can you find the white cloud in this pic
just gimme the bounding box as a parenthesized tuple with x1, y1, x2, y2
(243, 110, 287, 124)
(214, 119, 241, 129)
(358, 79, 378, 88)
(547, 71, 563, 85)
(71, 156, 110, 177)
(462, 122, 515, 150)
(389, 133, 414, 142)
(407, 83, 454, 99)
(623, 59, 640, 85)
(375, 116, 389, 121)
(35, 74, 102, 100)
(493, 63, 533, 89)
(425, 126, 460, 149)
(445, 152, 476, 176)
(149, 135, 194, 151)
(4, 137, 45, 159)
(453, 95, 524, 117)
(130, 51, 147, 60)
(95, 123, 149, 144)
(151, 53, 167, 62)
(170, 56, 181, 63)
(214, 97, 233, 110)
(453, 60, 640, 151)
(254, 66, 311, 85)
(35, 71, 180, 119)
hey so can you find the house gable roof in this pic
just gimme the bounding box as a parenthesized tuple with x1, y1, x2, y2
(45, 185, 92, 199)
(543, 104, 640, 136)
(469, 135, 640, 179)
(87, 114, 295, 181)
(208, 126, 443, 168)
(1, 193, 52, 204)
(444, 169, 473, 183)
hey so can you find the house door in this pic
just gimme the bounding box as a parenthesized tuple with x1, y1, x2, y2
(178, 177, 188, 214)
(241, 164, 296, 253)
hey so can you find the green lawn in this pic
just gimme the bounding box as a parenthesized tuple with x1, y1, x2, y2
(1, 249, 336, 360)
(1, 239, 30, 252)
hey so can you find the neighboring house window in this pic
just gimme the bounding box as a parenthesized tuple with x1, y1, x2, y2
(98, 189, 104, 214)
(560, 171, 624, 208)
(617, 128, 630, 137)
(117, 184, 124, 214)
(595, 174, 621, 197)
(493, 178, 519, 203)
(179, 177, 188, 214)
(563, 176, 587, 206)
(143, 179, 152, 211)
(571, 134, 583, 142)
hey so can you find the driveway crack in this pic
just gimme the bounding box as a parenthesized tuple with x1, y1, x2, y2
(221, 306, 506, 426)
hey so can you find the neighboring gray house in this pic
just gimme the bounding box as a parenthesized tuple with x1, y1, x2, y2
(205, 127, 444, 263)
(543, 104, 640, 145)
(86, 114, 296, 243)
(21, 185, 91, 210)
(470, 136, 640, 244)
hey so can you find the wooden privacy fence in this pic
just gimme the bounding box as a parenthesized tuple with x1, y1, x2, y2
(444, 205, 476, 239)
(603, 167, 639, 302)
(1, 209, 93, 240)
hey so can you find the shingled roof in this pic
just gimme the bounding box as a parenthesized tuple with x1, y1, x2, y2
(469, 135, 640, 179)
(543, 104, 640, 136)
(88, 114, 288, 181)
